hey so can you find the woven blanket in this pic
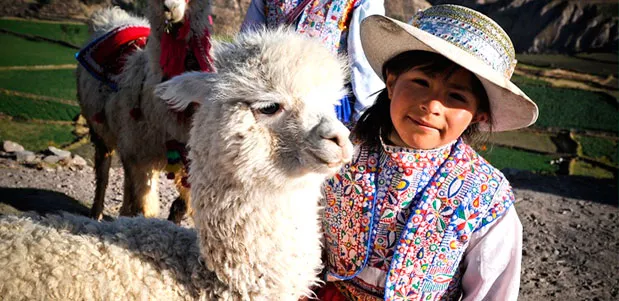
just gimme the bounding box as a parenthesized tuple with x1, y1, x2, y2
(76, 25, 150, 90)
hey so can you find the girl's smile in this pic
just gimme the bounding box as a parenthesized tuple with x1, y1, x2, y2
(408, 116, 437, 131)
(386, 66, 488, 149)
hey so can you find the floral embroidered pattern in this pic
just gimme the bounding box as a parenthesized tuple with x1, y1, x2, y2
(265, 0, 358, 54)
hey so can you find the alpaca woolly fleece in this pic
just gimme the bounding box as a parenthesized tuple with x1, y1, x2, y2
(0, 213, 222, 300)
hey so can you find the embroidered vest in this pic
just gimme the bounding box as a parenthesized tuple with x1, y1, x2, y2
(265, 0, 358, 54)
(323, 139, 514, 300)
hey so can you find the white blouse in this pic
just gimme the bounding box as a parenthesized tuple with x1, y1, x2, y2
(460, 207, 523, 301)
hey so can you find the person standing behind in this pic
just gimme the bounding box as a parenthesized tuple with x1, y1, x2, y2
(241, 0, 385, 123)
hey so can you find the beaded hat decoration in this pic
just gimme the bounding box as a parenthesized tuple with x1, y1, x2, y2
(360, 5, 539, 132)
(410, 5, 517, 79)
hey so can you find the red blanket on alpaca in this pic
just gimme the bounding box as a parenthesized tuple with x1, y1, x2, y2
(76, 18, 215, 90)
(76, 25, 150, 90)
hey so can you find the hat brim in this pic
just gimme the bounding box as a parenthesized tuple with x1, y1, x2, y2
(360, 15, 538, 132)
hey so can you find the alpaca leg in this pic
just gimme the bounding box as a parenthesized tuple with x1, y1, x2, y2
(118, 163, 136, 216)
(138, 168, 160, 217)
(90, 130, 113, 221)
(119, 162, 160, 217)
(167, 172, 191, 224)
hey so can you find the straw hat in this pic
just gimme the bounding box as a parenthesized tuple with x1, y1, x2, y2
(360, 5, 538, 132)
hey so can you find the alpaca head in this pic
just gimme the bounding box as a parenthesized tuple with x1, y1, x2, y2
(155, 29, 353, 187)
(147, 0, 211, 33)
(150, 0, 188, 24)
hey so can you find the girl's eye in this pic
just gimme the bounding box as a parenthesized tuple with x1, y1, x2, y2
(450, 93, 467, 102)
(412, 79, 429, 87)
(258, 103, 281, 115)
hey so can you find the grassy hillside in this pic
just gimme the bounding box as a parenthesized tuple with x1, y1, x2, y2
(478, 145, 560, 175)
(0, 19, 89, 46)
(0, 94, 79, 121)
(516, 53, 618, 77)
(0, 119, 76, 151)
(0, 69, 77, 101)
(0, 18, 85, 151)
(0, 34, 78, 66)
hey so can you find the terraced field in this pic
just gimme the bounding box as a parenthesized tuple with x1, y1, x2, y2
(0, 18, 83, 151)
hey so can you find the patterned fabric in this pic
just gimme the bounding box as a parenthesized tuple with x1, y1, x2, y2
(159, 16, 215, 79)
(165, 140, 190, 188)
(323, 138, 515, 300)
(409, 4, 517, 79)
(265, 0, 358, 54)
(76, 25, 150, 90)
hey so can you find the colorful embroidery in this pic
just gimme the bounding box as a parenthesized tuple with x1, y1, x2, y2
(323, 138, 516, 300)
(265, 0, 358, 54)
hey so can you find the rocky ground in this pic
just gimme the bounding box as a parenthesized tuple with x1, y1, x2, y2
(0, 148, 617, 300)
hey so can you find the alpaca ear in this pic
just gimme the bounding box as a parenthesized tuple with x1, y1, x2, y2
(155, 71, 217, 111)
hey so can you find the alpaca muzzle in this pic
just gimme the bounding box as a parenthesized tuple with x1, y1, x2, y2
(314, 120, 353, 169)
(327, 130, 353, 166)
(164, 0, 187, 23)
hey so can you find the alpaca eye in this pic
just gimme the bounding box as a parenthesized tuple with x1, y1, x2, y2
(258, 103, 281, 115)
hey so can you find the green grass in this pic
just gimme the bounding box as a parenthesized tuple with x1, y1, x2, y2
(0, 18, 88, 46)
(572, 134, 618, 167)
(574, 53, 618, 64)
(511, 74, 551, 86)
(0, 118, 77, 151)
(516, 53, 618, 77)
(0, 69, 77, 101)
(0, 94, 79, 121)
(488, 130, 558, 154)
(518, 83, 618, 132)
(0, 34, 78, 66)
(569, 158, 615, 179)
(477, 145, 560, 174)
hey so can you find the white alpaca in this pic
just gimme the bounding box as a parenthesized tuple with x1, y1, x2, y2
(1, 29, 353, 300)
(76, 0, 214, 224)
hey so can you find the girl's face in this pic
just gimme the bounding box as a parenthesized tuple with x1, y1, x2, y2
(386, 66, 488, 149)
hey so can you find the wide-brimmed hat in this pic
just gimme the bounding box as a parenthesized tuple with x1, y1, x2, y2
(361, 5, 538, 132)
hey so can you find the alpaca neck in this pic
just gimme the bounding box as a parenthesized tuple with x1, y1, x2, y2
(145, 3, 212, 79)
(193, 174, 325, 300)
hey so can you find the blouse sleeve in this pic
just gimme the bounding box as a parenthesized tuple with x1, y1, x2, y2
(240, 0, 267, 32)
(346, 0, 386, 120)
(460, 206, 523, 301)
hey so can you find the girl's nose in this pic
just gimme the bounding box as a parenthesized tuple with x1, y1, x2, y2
(420, 98, 443, 115)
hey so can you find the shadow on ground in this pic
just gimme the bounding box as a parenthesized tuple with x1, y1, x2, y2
(507, 171, 618, 206)
(0, 187, 92, 216)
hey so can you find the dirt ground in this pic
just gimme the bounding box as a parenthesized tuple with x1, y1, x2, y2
(0, 156, 617, 300)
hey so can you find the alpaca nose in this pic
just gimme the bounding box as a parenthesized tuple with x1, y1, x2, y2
(322, 131, 345, 149)
(319, 122, 352, 163)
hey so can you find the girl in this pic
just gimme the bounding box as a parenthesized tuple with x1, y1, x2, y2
(319, 4, 538, 301)
(240, 0, 386, 123)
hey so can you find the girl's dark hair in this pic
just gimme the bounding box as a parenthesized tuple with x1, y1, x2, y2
(353, 50, 492, 148)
